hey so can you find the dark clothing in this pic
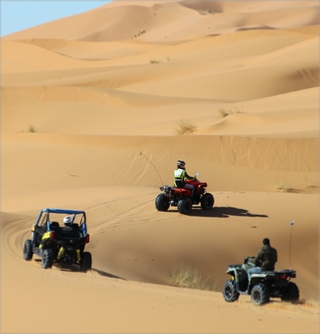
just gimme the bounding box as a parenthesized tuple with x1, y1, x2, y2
(61, 225, 80, 238)
(254, 245, 278, 271)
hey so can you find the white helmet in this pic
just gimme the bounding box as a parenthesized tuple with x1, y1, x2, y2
(63, 216, 72, 226)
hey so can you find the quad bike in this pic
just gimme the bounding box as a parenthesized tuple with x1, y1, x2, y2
(23, 208, 92, 272)
(155, 173, 214, 215)
(222, 257, 300, 306)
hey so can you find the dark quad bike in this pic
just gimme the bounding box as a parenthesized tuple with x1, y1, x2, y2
(222, 257, 300, 306)
(23, 208, 92, 272)
(155, 173, 214, 215)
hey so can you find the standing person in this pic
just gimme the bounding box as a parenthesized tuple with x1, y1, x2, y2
(247, 238, 278, 281)
(174, 160, 195, 198)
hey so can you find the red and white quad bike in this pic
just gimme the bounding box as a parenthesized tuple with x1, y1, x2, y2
(155, 173, 214, 215)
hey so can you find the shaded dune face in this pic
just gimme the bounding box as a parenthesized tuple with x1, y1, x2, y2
(1, 1, 319, 333)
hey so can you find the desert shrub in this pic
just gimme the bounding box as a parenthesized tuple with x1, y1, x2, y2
(150, 59, 160, 64)
(174, 119, 197, 135)
(275, 180, 290, 192)
(218, 107, 244, 118)
(218, 109, 229, 118)
(27, 125, 37, 133)
(169, 263, 217, 291)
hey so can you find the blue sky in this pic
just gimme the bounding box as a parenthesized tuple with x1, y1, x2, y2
(1, 0, 112, 36)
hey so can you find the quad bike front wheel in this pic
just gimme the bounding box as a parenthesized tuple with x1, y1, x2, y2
(251, 283, 270, 306)
(23, 239, 33, 261)
(201, 193, 214, 210)
(155, 193, 170, 211)
(177, 198, 192, 215)
(222, 279, 239, 302)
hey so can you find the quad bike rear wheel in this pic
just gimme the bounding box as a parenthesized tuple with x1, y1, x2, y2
(80, 252, 92, 272)
(155, 193, 170, 211)
(23, 239, 33, 261)
(281, 282, 300, 302)
(201, 193, 214, 210)
(222, 279, 240, 302)
(42, 249, 54, 269)
(177, 198, 192, 215)
(251, 283, 270, 306)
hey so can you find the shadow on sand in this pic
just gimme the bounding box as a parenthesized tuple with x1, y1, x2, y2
(169, 206, 268, 219)
(35, 259, 125, 279)
(91, 268, 126, 280)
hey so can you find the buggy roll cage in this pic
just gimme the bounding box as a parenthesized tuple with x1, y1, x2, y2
(35, 208, 87, 235)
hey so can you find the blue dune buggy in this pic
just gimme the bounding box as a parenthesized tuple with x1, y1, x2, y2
(23, 208, 92, 272)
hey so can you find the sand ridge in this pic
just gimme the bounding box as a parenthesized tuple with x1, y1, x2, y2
(1, 0, 319, 333)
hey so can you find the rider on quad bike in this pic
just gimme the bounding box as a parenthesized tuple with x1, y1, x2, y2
(222, 256, 299, 306)
(174, 160, 195, 201)
(155, 160, 214, 215)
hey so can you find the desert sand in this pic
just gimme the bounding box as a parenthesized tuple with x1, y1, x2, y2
(1, 0, 319, 333)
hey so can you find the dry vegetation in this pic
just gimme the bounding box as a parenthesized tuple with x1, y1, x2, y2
(218, 107, 244, 118)
(174, 119, 197, 135)
(170, 263, 218, 291)
(275, 179, 291, 192)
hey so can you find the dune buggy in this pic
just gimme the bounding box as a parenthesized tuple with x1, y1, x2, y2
(222, 257, 300, 306)
(23, 208, 92, 272)
(155, 173, 214, 214)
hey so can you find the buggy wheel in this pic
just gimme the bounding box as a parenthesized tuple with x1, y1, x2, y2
(201, 193, 214, 210)
(23, 239, 33, 261)
(42, 249, 54, 269)
(155, 194, 170, 211)
(281, 282, 300, 302)
(251, 283, 270, 306)
(177, 198, 192, 215)
(223, 279, 239, 302)
(80, 252, 92, 272)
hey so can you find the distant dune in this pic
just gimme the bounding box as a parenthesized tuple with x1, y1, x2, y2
(1, 1, 319, 333)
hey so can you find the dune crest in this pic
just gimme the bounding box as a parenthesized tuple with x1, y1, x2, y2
(1, 1, 319, 333)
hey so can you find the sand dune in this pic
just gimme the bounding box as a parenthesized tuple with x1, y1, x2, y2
(1, 0, 319, 333)
(2, 0, 318, 42)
